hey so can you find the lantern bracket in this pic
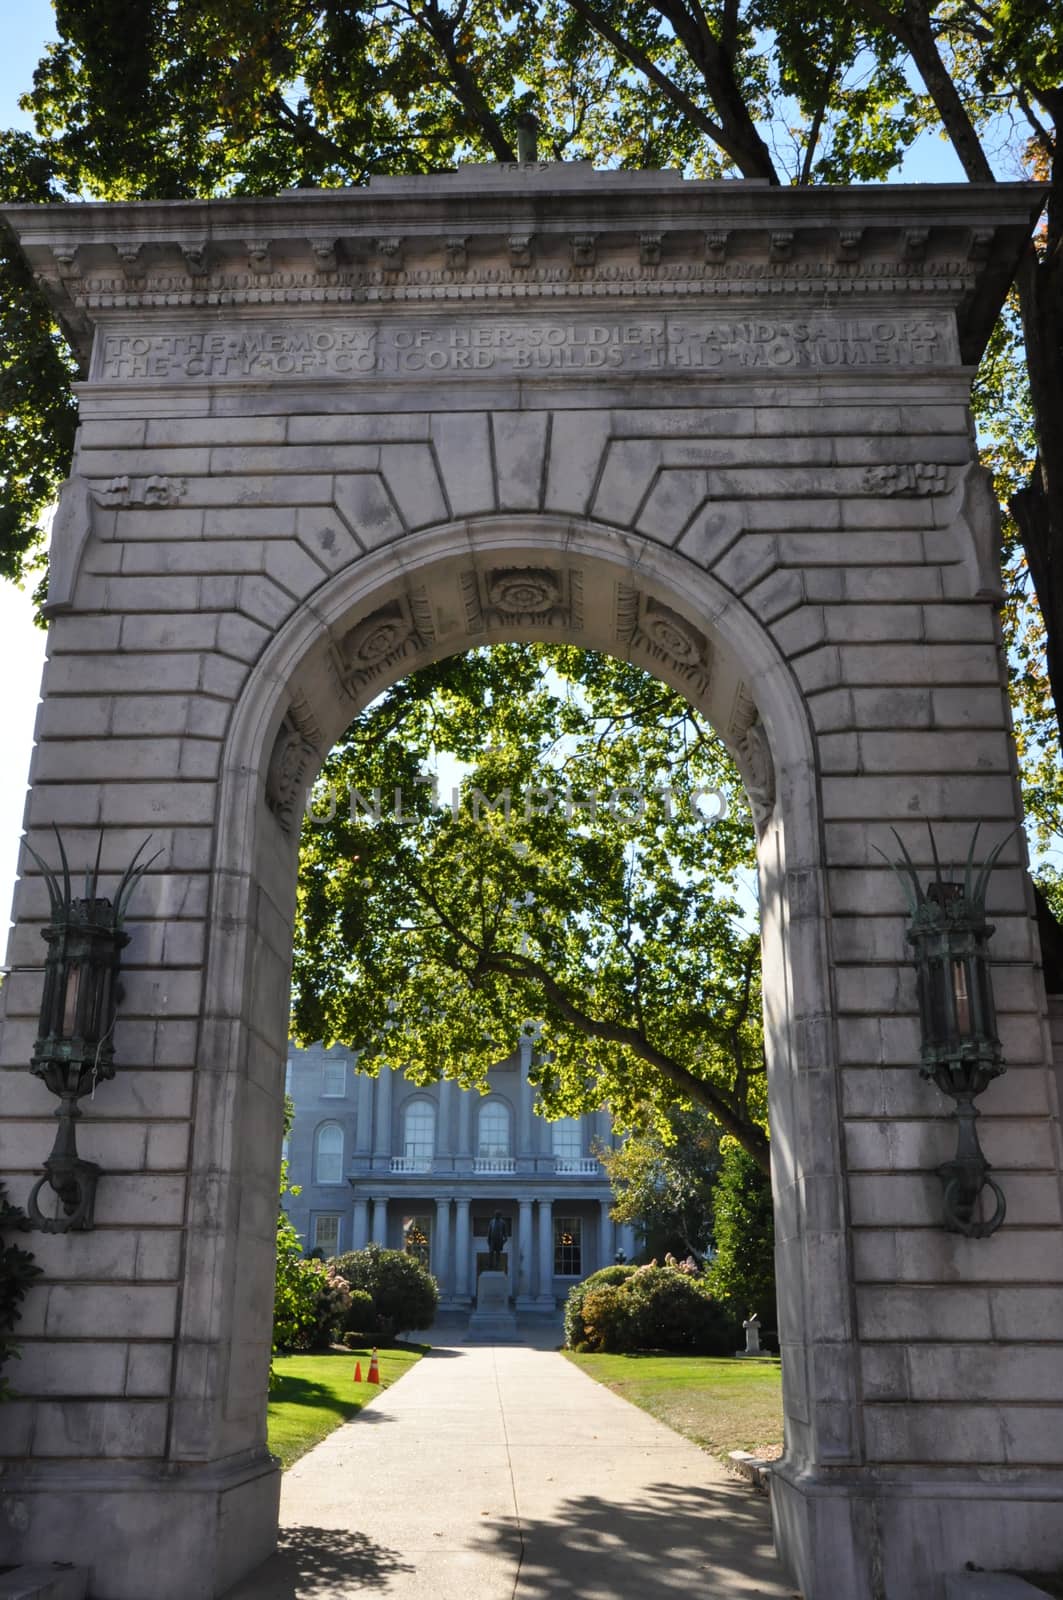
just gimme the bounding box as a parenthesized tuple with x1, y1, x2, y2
(878, 822, 1018, 1240)
(21, 827, 159, 1234)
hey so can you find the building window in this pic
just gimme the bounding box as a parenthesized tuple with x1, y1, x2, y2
(314, 1122, 344, 1184)
(477, 1100, 510, 1159)
(403, 1214, 432, 1270)
(554, 1216, 582, 1276)
(312, 1214, 341, 1258)
(403, 1100, 435, 1168)
(322, 1057, 346, 1097)
(552, 1118, 582, 1162)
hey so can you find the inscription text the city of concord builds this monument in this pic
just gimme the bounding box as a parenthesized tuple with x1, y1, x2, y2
(0, 165, 1059, 1600)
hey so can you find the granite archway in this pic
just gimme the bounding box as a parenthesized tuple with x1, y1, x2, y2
(0, 165, 1059, 1600)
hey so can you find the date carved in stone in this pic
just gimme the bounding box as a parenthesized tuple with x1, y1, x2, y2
(616, 586, 712, 699)
(94, 474, 187, 508)
(863, 462, 948, 496)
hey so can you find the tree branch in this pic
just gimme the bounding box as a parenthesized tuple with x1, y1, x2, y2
(565, 0, 777, 181)
(483, 947, 771, 1173)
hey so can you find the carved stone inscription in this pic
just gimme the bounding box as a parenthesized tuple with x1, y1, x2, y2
(97, 312, 952, 381)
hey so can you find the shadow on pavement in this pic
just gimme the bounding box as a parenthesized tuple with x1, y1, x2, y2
(222, 1525, 414, 1598)
(476, 1479, 800, 1598)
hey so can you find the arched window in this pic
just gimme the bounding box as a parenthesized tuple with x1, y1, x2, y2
(314, 1122, 344, 1184)
(552, 1117, 582, 1163)
(478, 1100, 510, 1159)
(403, 1100, 435, 1168)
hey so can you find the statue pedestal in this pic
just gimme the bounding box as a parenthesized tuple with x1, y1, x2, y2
(467, 1270, 519, 1342)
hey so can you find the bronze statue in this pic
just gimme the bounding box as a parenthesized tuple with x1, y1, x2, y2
(486, 1210, 508, 1267)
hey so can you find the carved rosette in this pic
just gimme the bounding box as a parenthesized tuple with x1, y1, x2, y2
(727, 682, 759, 742)
(462, 566, 582, 633)
(331, 591, 434, 697)
(616, 586, 712, 699)
(265, 710, 320, 835)
(734, 719, 775, 834)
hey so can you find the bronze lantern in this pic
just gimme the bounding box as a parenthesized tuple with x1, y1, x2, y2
(23, 829, 157, 1232)
(884, 825, 1015, 1239)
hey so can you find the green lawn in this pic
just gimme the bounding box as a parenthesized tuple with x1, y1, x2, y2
(268, 1345, 424, 1469)
(564, 1351, 783, 1461)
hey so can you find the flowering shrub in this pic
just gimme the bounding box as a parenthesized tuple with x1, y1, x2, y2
(567, 1263, 736, 1354)
(331, 1244, 438, 1338)
(563, 1264, 638, 1349)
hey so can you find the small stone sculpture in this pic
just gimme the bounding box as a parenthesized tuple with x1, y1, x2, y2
(742, 1312, 762, 1356)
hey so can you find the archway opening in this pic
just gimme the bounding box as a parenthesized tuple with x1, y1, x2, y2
(196, 516, 848, 1515)
(279, 638, 769, 1354)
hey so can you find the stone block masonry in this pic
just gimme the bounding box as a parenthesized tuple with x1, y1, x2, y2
(0, 166, 1057, 1600)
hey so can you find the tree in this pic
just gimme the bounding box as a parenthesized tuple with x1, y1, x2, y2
(596, 1105, 722, 1261)
(0, 1179, 42, 1402)
(293, 644, 771, 1169)
(704, 1136, 777, 1329)
(1, 0, 1057, 833)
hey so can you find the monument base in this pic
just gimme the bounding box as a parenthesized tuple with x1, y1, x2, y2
(0, 1452, 281, 1600)
(771, 1458, 1063, 1600)
(467, 1269, 519, 1342)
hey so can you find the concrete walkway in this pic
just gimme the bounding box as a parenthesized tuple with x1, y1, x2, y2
(224, 1340, 798, 1599)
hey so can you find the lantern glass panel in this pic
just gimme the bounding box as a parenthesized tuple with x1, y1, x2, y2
(927, 956, 949, 1042)
(62, 964, 81, 1037)
(951, 958, 972, 1037)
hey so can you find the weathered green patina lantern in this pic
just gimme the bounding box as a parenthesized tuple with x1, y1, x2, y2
(24, 829, 157, 1232)
(884, 825, 1014, 1238)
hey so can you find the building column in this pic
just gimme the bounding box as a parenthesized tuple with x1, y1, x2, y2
(453, 1197, 471, 1303)
(537, 1197, 554, 1307)
(618, 1222, 637, 1263)
(438, 1078, 455, 1159)
(517, 1034, 533, 1156)
(354, 1071, 373, 1155)
(516, 1197, 534, 1307)
(434, 1197, 452, 1301)
(456, 1086, 472, 1164)
(373, 1066, 393, 1161)
(371, 1195, 389, 1245)
(351, 1197, 370, 1251)
(598, 1199, 613, 1270)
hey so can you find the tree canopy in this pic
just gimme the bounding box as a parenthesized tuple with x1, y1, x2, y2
(1, 0, 1059, 886)
(292, 644, 771, 1170)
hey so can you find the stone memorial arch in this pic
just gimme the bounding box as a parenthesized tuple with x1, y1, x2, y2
(1, 166, 1060, 1600)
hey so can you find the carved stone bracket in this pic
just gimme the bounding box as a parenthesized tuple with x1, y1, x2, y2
(445, 236, 469, 270)
(462, 566, 583, 634)
(41, 475, 94, 616)
(331, 590, 434, 698)
(735, 719, 775, 834)
(862, 462, 949, 497)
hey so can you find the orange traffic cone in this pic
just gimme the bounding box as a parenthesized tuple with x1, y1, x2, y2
(352, 1361, 363, 1383)
(367, 1348, 380, 1384)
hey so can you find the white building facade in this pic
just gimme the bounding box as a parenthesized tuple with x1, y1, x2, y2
(284, 1038, 636, 1310)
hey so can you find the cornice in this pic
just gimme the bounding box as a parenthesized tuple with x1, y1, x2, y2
(1, 165, 1044, 368)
